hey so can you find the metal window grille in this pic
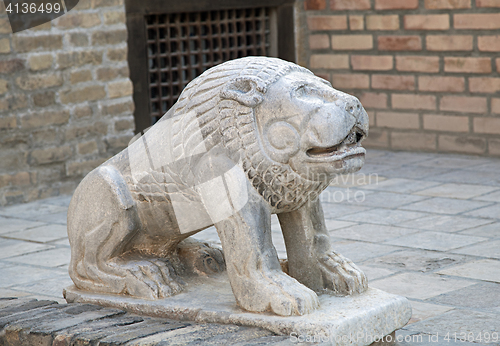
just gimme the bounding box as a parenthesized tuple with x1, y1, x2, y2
(145, 8, 272, 123)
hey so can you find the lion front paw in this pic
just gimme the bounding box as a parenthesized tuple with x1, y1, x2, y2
(235, 271, 319, 316)
(318, 251, 368, 295)
(114, 258, 185, 300)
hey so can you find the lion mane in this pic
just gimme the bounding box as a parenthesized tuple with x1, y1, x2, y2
(158, 57, 330, 212)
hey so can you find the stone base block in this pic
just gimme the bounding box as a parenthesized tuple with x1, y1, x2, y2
(64, 274, 411, 346)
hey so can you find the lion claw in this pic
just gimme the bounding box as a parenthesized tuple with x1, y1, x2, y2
(318, 251, 368, 295)
(119, 259, 185, 299)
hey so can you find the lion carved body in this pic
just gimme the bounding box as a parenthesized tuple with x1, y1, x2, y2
(67, 57, 369, 316)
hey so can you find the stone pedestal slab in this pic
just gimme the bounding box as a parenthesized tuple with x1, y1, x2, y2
(64, 274, 411, 346)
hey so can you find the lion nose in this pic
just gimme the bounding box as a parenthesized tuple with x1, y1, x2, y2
(342, 96, 369, 137)
(344, 97, 362, 118)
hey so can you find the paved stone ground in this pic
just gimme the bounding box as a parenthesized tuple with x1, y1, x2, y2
(0, 149, 499, 345)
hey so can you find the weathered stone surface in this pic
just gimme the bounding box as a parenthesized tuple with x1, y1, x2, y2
(405, 310, 500, 343)
(28, 54, 53, 71)
(0, 59, 24, 74)
(96, 320, 190, 344)
(56, 51, 102, 69)
(60, 85, 106, 104)
(428, 282, 500, 310)
(0, 297, 37, 309)
(437, 259, 500, 282)
(13, 35, 63, 52)
(192, 327, 273, 345)
(54, 314, 146, 343)
(65, 283, 411, 344)
(0, 299, 57, 318)
(20, 110, 69, 129)
(66, 57, 372, 317)
(92, 30, 127, 45)
(0, 299, 279, 346)
(367, 249, 469, 272)
(32, 91, 56, 107)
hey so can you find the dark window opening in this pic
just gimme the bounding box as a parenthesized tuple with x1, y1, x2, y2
(146, 8, 271, 124)
(126, 0, 295, 133)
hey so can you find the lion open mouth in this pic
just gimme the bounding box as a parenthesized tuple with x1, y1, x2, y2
(306, 127, 366, 159)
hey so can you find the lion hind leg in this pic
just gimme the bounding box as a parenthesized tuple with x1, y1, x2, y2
(69, 199, 186, 299)
(68, 166, 185, 300)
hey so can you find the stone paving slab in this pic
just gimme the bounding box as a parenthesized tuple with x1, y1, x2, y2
(2, 224, 68, 243)
(0, 217, 46, 235)
(384, 231, 487, 251)
(355, 191, 429, 209)
(465, 203, 500, 219)
(359, 178, 441, 194)
(10, 274, 73, 297)
(330, 224, 419, 243)
(473, 190, 500, 202)
(404, 310, 500, 344)
(0, 203, 67, 219)
(436, 259, 500, 283)
(0, 239, 54, 260)
(6, 247, 71, 267)
(357, 265, 396, 281)
(429, 170, 500, 186)
(0, 264, 63, 288)
(400, 197, 493, 215)
(364, 249, 470, 273)
(427, 282, 500, 311)
(394, 330, 480, 346)
(338, 208, 428, 225)
(397, 215, 494, 233)
(370, 272, 476, 300)
(459, 222, 500, 238)
(413, 183, 500, 200)
(329, 240, 403, 262)
(370, 166, 452, 180)
(406, 301, 454, 325)
(450, 239, 500, 259)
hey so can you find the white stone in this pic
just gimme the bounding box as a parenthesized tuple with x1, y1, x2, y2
(437, 259, 500, 283)
(64, 275, 411, 346)
(66, 57, 372, 317)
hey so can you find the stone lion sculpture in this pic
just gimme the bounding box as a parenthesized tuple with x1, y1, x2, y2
(67, 57, 369, 316)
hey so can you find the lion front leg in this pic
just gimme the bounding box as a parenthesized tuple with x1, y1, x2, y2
(212, 189, 318, 316)
(215, 200, 319, 316)
(193, 155, 318, 316)
(278, 198, 368, 295)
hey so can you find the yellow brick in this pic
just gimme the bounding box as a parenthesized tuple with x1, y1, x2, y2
(310, 54, 349, 69)
(349, 15, 364, 30)
(0, 79, 8, 94)
(377, 112, 419, 129)
(331, 35, 373, 50)
(366, 15, 399, 30)
(423, 114, 469, 132)
(28, 54, 53, 71)
(0, 38, 10, 53)
(108, 80, 133, 98)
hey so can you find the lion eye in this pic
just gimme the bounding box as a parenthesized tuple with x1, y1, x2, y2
(295, 85, 307, 98)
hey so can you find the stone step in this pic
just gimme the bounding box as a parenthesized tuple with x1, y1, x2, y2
(0, 297, 289, 346)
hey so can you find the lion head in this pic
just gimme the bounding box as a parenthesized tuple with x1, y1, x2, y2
(170, 57, 369, 211)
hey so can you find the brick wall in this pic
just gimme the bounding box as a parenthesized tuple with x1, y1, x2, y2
(297, 0, 500, 156)
(0, 0, 135, 206)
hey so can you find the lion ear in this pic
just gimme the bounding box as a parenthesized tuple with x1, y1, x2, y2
(220, 76, 266, 107)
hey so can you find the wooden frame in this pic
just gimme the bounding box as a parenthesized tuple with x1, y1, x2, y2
(125, 0, 296, 133)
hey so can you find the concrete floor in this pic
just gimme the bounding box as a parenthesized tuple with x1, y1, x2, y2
(0, 149, 499, 345)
